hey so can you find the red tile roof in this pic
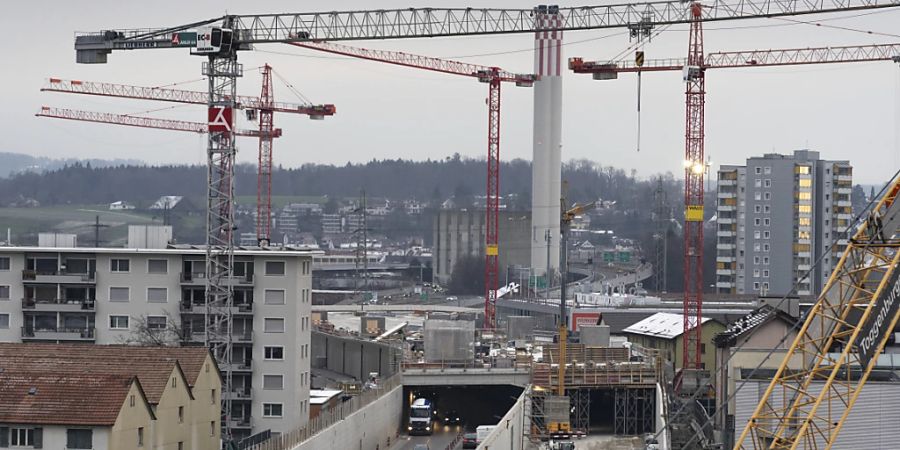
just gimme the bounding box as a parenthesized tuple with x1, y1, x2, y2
(0, 343, 215, 426)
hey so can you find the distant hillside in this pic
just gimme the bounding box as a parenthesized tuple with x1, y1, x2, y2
(0, 152, 143, 178)
(0, 156, 681, 211)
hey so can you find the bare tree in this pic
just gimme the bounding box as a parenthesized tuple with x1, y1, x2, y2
(118, 311, 189, 346)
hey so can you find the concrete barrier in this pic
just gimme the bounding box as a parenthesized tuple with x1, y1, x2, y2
(294, 385, 402, 450)
(476, 388, 526, 450)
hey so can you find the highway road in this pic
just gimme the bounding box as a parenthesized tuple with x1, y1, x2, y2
(390, 425, 464, 450)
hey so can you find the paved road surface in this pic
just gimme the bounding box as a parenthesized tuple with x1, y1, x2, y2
(390, 425, 464, 450)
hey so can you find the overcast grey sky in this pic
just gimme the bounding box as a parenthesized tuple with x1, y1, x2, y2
(2, 1, 899, 183)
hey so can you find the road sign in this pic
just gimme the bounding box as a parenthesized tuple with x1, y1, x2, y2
(635, 50, 645, 67)
(603, 251, 615, 263)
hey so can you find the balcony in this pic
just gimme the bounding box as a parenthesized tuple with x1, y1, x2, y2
(716, 281, 735, 289)
(180, 272, 253, 285)
(718, 179, 737, 186)
(22, 270, 95, 284)
(227, 417, 252, 429)
(22, 298, 95, 312)
(223, 361, 253, 372)
(180, 302, 254, 315)
(22, 326, 95, 341)
(187, 330, 253, 343)
(223, 386, 252, 401)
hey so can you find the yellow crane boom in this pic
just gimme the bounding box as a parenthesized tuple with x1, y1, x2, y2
(736, 176, 900, 449)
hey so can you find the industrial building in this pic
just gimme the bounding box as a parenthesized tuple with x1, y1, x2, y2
(432, 210, 531, 286)
(0, 343, 221, 450)
(0, 230, 316, 442)
(716, 150, 852, 296)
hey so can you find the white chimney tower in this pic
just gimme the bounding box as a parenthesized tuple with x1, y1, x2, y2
(531, 5, 563, 284)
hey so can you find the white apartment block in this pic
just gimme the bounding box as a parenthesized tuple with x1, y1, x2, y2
(0, 243, 315, 442)
(716, 150, 851, 297)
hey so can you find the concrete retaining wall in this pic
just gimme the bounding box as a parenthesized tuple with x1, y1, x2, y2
(294, 385, 402, 450)
(312, 331, 398, 381)
(477, 388, 526, 450)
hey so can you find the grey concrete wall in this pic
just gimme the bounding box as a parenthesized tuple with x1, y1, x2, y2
(476, 388, 526, 450)
(294, 385, 402, 450)
(311, 331, 398, 381)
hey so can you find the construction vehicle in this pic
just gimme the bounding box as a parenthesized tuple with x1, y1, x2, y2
(408, 398, 434, 435)
(734, 175, 900, 449)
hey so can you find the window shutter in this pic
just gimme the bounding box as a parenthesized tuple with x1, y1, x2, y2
(32, 428, 42, 449)
(0, 427, 8, 448)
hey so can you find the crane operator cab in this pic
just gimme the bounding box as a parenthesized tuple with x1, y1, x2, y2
(193, 26, 234, 56)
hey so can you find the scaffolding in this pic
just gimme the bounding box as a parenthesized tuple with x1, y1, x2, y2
(614, 387, 655, 435)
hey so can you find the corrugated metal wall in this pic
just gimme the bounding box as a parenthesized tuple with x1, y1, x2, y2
(734, 380, 900, 449)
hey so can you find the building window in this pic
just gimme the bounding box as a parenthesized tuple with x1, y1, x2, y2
(753, 282, 760, 290)
(0, 286, 8, 300)
(263, 403, 284, 418)
(754, 231, 761, 239)
(178, 406, 184, 423)
(147, 287, 168, 303)
(764, 231, 770, 239)
(178, 442, 184, 450)
(753, 243, 761, 252)
(109, 315, 129, 330)
(754, 205, 761, 213)
(764, 205, 770, 213)
(109, 287, 130, 302)
(148, 259, 168, 274)
(211, 389, 216, 405)
(754, 179, 762, 188)
(265, 346, 284, 360)
(0, 313, 9, 329)
(753, 256, 760, 264)
(754, 218, 760, 226)
(264, 289, 286, 305)
(264, 318, 285, 333)
(130, 394, 135, 407)
(110, 258, 130, 272)
(764, 244, 771, 252)
(755, 167, 762, 174)
(263, 374, 284, 390)
(753, 269, 760, 278)
(147, 316, 167, 330)
(754, 192, 762, 201)
(764, 179, 771, 187)
(11, 428, 35, 447)
(764, 270, 770, 278)
(764, 192, 771, 200)
(700, 343, 706, 354)
(66, 429, 93, 449)
(764, 166, 771, 174)
(265, 261, 285, 276)
(0, 256, 9, 271)
(764, 218, 770, 226)
(210, 421, 216, 437)
(764, 257, 770, 265)
(137, 427, 144, 447)
(764, 282, 770, 290)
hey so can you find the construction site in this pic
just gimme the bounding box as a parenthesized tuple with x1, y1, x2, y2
(3, 1, 900, 450)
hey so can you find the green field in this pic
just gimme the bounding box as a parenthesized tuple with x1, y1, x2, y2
(0, 205, 160, 245)
(235, 195, 330, 209)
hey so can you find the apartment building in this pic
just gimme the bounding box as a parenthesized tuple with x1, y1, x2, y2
(716, 150, 852, 296)
(0, 243, 316, 442)
(0, 343, 220, 450)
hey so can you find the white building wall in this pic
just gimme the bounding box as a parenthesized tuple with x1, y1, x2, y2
(37, 425, 110, 450)
(0, 252, 25, 343)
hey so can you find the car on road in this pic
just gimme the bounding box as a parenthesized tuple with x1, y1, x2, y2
(442, 409, 461, 425)
(462, 433, 478, 449)
(413, 444, 429, 450)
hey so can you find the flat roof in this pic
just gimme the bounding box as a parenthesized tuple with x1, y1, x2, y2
(0, 245, 321, 257)
(623, 312, 712, 340)
(309, 389, 343, 404)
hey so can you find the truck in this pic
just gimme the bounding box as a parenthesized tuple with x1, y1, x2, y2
(476, 425, 497, 444)
(408, 398, 433, 435)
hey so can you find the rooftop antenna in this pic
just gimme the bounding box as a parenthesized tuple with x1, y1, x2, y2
(92, 215, 109, 248)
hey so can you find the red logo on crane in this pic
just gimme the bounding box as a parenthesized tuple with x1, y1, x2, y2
(208, 106, 233, 132)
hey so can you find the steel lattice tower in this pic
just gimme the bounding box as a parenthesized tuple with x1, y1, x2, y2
(682, 2, 705, 378)
(256, 64, 275, 245)
(484, 71, 501, 329)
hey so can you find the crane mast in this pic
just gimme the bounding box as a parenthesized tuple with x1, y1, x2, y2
(682, 1, 706, 390)
(257, 65, 275, 245)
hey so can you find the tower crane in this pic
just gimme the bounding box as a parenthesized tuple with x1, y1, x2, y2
(70, 0, 900, 440)
(40, 72, 336, 245)
(570, 9, 900, 392)
(289, 40, 535, 329)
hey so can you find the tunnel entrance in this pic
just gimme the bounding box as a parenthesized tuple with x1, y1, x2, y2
(401, 385, 524, 433)
(585, 387, 656, 435)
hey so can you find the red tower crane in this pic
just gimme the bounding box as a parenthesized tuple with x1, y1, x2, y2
(570, 28, 900, 391)
(40, 73, 335, 244)
(290, 41, 535, 328)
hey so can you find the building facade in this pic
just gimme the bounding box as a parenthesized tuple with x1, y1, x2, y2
(0, 245, 315, 441)
(432, 210, 531, 286)
(716, 150, 851, 296)
(0, 343, 221, 450)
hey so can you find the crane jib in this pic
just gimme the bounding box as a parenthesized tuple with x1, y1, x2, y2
(857, 263, 900, 367)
